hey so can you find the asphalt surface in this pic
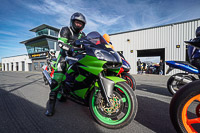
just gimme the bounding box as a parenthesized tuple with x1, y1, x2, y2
(0, 71, 176, 133)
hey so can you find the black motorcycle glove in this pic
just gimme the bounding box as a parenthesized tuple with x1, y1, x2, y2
(68, 47, 75, 56)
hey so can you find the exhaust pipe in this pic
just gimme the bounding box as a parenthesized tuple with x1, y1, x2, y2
(174, 76, 192, 84)
(42, 70, 52, 85)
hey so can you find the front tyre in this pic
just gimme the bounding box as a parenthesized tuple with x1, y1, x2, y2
(89, 82, 138, 129)
(170, 80, 200, 133)
(122, 73, 136, 91)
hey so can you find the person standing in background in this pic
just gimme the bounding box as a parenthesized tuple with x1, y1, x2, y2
(159, 59, 164, 75)
(137, 59, 142, 74)
(142, 62, 146, 74)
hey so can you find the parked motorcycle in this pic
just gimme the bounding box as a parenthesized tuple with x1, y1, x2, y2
(117, 52, 136, 90)
(165, 60, 198, 95)
(170, 37, 200, 132)
(43, 44, 136, 91)
(43, 31, 138, 129)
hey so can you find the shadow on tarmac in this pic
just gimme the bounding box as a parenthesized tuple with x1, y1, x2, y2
(135, 95, 176, 133)
(0, 86, 102, 133)
(136, 84, 172, 97)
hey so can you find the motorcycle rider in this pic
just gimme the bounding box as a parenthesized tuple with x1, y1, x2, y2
(45, 12, 86, 116)
(187, 26, 200, 70)
(103, 33, 114, 49)
(48, 49, 56, 60)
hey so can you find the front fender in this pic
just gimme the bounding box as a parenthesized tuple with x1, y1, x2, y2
(94, 76, 125, 99)
(94, 76, 126, 87)
(105, 76, 126, 83)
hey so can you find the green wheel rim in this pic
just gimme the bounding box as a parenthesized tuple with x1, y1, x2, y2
(92, 84, 132, 125)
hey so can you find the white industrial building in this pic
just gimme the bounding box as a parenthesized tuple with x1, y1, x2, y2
(1, 18, 200, 75)
(110, 18, 200, 75)
(2, 54, 32, 71)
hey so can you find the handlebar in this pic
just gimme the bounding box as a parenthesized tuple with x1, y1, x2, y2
(73, 47, 85, 51)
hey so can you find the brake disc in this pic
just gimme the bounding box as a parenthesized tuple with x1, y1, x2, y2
(196, 103, 200, 117)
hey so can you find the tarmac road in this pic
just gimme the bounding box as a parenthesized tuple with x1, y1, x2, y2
(0, 71, 176, 133)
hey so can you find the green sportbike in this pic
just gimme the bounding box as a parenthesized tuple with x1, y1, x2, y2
(43, 31, 138, 129)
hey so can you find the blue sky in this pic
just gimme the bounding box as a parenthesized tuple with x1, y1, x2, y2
(0, 0, 200, 62)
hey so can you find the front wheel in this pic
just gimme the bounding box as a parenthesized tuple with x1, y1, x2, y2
(89, 82, 138, 129)
(122, 73, 136, 91)
(170, 80, 200, 132)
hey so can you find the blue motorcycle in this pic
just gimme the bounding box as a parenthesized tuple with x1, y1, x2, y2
(169, 36, 200, 133)
(166, 61, 198, 95)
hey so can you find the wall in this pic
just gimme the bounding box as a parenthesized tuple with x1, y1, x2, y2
(110, 19, 200, 75)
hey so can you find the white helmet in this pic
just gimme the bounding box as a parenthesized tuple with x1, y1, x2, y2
(49, 49, 56, 56)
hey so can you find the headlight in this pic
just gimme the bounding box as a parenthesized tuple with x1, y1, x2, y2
(94, 50, 105, 60)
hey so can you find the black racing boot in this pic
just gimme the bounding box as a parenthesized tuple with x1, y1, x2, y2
(45, 91, 57, 116)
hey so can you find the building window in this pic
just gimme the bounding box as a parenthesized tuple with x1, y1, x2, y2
(47, 39, 57, 50)
(36, 28, 48, 36)
(34, 62, 38, 70)
(26, 39, 49, 54)
(50, 29, 58, 37)
(40, 62, 45, 68)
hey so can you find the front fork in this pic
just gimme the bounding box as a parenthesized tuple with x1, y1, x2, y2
(98, 72, 115, 107)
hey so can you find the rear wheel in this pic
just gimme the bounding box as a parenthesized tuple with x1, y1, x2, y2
(89, 82, 138, 129)
(170, 80, 200, 132)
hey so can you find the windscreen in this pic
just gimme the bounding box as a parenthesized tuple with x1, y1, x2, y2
(87, 32, 108, 46)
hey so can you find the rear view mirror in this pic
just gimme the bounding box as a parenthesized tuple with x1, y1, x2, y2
(185, 37, 200, 49)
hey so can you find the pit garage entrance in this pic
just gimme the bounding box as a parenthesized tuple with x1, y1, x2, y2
(137, 48, 165, 75)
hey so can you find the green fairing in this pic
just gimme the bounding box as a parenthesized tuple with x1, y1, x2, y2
(79, 55, 106, 75)
(105, 76, 126, 83)
(62, 74, 66, 81)
(75, 74, 86, 82)
(95, 82, 99, 87)
(74, 88, 89, 99)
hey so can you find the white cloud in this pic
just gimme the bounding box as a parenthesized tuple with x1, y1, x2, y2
(0, 31, 17, 36)
(22, 0, 200, 34)
(25, 0, 125, 33)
